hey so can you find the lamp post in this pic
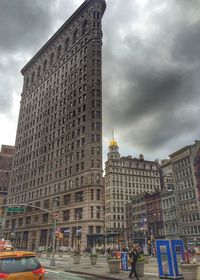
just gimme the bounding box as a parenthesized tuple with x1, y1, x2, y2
(50, 198, 58, 266)
(139, 216, 148, 255)
(95, 206, 106, 253)
(76, 214, 81, 252)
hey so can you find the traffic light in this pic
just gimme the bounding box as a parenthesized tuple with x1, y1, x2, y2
(148, 239, 152, 245)
(56, 232, 63, 240)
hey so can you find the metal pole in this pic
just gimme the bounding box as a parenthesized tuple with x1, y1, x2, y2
(50, 198, 57, 266)
(144, 231, 147, 255)
(104, 208, 107, 254)
(76, 215, 78, 252)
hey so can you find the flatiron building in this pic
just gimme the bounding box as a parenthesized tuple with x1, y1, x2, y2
(4, 0, 106, 251)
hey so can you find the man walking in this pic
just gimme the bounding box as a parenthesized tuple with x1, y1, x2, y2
(128, 246, 140, 280)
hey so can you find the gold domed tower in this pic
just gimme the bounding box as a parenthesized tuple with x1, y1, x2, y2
(107, 137, 120, 159)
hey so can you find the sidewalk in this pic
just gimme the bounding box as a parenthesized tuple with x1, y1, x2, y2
(39, 253, 159, 280)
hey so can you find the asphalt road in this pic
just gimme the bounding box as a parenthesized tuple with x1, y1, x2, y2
(45, 269, 104, 280)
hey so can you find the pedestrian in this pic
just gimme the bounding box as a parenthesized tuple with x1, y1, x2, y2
(128, 246, 140, 280)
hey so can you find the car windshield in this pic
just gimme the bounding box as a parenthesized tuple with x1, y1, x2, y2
(0, 256, 41, 273)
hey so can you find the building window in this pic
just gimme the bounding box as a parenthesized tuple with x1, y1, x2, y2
(57, 45, 62, 59)
(43, 59, 47, 72)
(96, 226, 101, 234)
(91, 189, 94, 200)
(64, 194, 70, 204)
(26, 216, 31, 225)
(89, 225, 93, 234)
(82, 20, 88, 35)
(26, 76, 29, 88)
(18, 218, 23, 227)
(31, 72, 35, 83)
(73, 29, 78, 43)
(97, 189, 101, 200)
(75, 208, 83, 220)
(50, 52, 54, 65)
(75, 191, 83, 202)
(63, 210, 70, 221)
(91, 206, 94, 218)
(37, 66, 41, 78)
(44, 199, 49, 209)
(43, 213, 48, 223)
(65, 38, 69, 51)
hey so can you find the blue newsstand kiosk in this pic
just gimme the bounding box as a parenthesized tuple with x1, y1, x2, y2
(156, 239, 185, 279)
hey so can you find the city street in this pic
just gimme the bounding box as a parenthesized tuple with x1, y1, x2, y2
(45, 269, 108, 280)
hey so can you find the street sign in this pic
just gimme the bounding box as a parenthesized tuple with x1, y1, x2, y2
(5, 207, 25, 213)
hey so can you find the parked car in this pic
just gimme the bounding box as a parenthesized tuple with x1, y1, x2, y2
(0, 251, 45, 279)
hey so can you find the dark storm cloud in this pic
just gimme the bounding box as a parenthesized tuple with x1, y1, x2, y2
(0, 0, 80, 116)
(0, 0, 200, 158)
(0, 0, 55, 53)
(102, 0, 200, 156)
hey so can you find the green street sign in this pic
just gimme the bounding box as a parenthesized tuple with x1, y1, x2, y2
(6, 207, 25, 213)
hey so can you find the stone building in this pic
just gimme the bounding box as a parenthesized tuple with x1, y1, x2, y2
(160, 159, 179, 239)
(0, 145, 15, 194)
(160, 159, 174, 191)
(169, 140, 200, 247)
(105, 139, 161, 246)
(4, 0, 106, 251)
(126, 192, 147, 245)
(160, 190, 179, 239)
(0, 145, 15, 236)
(126, 191, 164, 254)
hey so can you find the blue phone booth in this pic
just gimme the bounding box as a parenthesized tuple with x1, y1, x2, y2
(156, 239, 184, 279)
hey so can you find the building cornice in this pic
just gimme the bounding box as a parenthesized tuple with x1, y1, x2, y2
(21, 0, 106, 75)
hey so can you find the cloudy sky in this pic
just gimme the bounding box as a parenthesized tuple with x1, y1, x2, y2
(0, 0, 200, 162)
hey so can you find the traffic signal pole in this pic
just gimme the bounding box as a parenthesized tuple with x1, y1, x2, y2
(0, 203, 59, 266)
(50, 198, 57, 266)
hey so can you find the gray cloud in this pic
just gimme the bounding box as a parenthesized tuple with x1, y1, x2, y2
(102, 0, 200, 158)
(0, 0, 57, 53)
(0, 0, 200, 160)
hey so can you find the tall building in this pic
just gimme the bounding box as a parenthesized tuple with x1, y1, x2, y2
(126, 192, 164, 250)
(160, 159, 179, 239)
(160, 189, 179, 239)
(160, 159, 174, 191)
(0, 145, 15, 194)
(169, 140, 200, 246)
(126, 192, 147, 245)
(4, 0, 106, 251)
(0, 145, 15, 236)
(105, 139, 161, 245)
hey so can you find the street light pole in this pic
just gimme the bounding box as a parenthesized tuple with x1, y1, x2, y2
(95, 206, 107, 253)
(104, 208, 107, 253)
(50, 198, 57, 266)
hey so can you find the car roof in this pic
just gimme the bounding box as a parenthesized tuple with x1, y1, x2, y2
(0, 251, 36, 259)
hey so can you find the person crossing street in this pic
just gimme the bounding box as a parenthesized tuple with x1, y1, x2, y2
(128, 246, 140, 280)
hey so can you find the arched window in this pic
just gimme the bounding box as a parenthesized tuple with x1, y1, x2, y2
(37, 65, 41, 78)
(43, 59, 47, 72)
(65, 38, 69, 51)
(57, 45, 62, 59)
(31, 72, 35, 83)
(82, 20, 88, 35)
(50, 52, 54, 66)
(73, 29, 78, 43)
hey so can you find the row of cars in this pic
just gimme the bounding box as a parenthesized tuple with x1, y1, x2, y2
(0, 240, 45, 279)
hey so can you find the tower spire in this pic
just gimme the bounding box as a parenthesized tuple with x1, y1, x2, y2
(108, 131, 120, 160)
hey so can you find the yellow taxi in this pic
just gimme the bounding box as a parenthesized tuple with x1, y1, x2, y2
(0, 251, 45, 279)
